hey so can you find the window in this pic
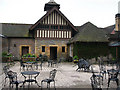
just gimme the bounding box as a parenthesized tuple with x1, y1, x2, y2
(64, 31, 66, 38)
(42, 46, 45, 52)
(62, 46, 65, 52)
(62, 31, 64, 38)
(55, 31, 56, 38)
(57, 31, 59, 38)
(69, 31, 71, 38)
(45, 30, 47, 38)
(50, 31, 52, 38)
(42, 30, 44, 37)
(37, 30, 39, 37)
(59, 31, 61, 38)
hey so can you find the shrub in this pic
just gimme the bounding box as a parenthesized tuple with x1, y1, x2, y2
(73, 55, 79, 60)
(2, 52, 7, 57)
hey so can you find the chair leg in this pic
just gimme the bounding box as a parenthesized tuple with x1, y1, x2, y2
(108, 79, 111, 87)
(41, 81, 43, 88)
(54, 81, 56, 89)
(116, 79, 119, 87)
(47, 83, 48, 88)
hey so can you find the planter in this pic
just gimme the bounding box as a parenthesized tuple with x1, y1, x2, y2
(22, 57, 36, 62)
(73, 59, 79, 63)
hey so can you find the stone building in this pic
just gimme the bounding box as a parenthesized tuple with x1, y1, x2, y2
(1, 0, 114, 60)
(2, 0, 77, 60)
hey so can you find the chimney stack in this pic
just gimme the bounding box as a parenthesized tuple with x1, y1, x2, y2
(115, 1, 120, 31)
(118, 1, 120, 13)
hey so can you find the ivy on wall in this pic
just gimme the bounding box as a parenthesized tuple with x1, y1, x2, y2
(73, 42, 116, 59)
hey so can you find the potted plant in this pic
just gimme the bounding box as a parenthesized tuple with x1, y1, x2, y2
(73, 55, 79, 63)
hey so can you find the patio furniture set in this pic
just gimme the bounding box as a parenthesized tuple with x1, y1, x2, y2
(75, 58, 120, 89)
(3, 58, 58, 89)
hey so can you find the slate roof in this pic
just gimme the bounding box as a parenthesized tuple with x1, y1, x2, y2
(2, 23, 32, 37)
(70, 22, 109, 43)
(103, 25, 115, 34)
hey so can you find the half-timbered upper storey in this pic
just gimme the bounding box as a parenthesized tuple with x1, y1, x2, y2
(30, 0, 77, 39)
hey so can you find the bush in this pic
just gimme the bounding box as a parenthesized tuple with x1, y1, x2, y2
(73, 55, 79, 60)
(2, 52, 7, 57)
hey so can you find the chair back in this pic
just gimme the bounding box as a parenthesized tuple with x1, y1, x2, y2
(108, 69, 119, 80)
(78, 59, 90, 68)
(3, 66, 9, 75)
(58, 59, 62, 63)
(100, 65, 106, 72)
(7, 70, 17, 83)
(49, 69, 57, 80)
(90, 73, 103, 89)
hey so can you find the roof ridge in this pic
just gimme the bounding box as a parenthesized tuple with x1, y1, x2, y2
(1, 23, 33, 25)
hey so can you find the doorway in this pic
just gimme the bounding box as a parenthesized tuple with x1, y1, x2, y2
(22, 46, 29, 56)
(50, 47, 57, 60)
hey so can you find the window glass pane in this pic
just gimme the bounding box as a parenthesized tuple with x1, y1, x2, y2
(64, 31, 66, 38)
(62, 31, 63, 38)
(45, 30, 47, 38)
(42, 30, 44, 37)
(55, 31, 56, 38)
(57, 31, 59, 38)
(62, 46, 65, 52)
(59, 31, 61, 38)
(42, 46, 45, 52)
(69, 31, 71, 38)
(50, 31, 52, 38)
(37, 30, 39, 37)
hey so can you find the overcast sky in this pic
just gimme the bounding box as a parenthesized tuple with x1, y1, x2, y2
(0, 0, 120, 28)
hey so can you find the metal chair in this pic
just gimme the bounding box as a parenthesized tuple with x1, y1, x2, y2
(41, 69, 57, 89)
(100, 65, 107, 79)
(20, 60, 26, 71)
(90, 73, 103, 90)
(53, 59, 62, 67)
(7, 70, 23, 89)
(76, 59, 90, 71)
(40, 58, 44, 70)
(48, 60, 53, 67)
(107, 69, 119, 88)
(3, 65, 9, 85)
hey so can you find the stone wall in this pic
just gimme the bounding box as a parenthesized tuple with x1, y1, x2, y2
(2, 38, 8, 52)
(35, 39, 69, 59)
(8, 38, 35, 60)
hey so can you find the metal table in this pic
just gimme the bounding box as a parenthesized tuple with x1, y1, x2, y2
(21, 71, 40, 87)
(25, 62, 35, 70)
(48, 60, 53, 67)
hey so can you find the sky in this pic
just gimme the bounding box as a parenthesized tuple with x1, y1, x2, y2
(0, 0, 120, 28)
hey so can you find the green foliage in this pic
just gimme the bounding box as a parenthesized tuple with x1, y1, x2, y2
(73, 42, 115, 59)
(22, 53, 36, 57)
(26, 53, 32, 57)
(73, 55, 79, 60)
(2, 52, 7, 57)
(2, 52, 12, 57)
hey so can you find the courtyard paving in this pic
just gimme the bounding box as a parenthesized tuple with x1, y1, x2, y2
(1, 62, 120, 89)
